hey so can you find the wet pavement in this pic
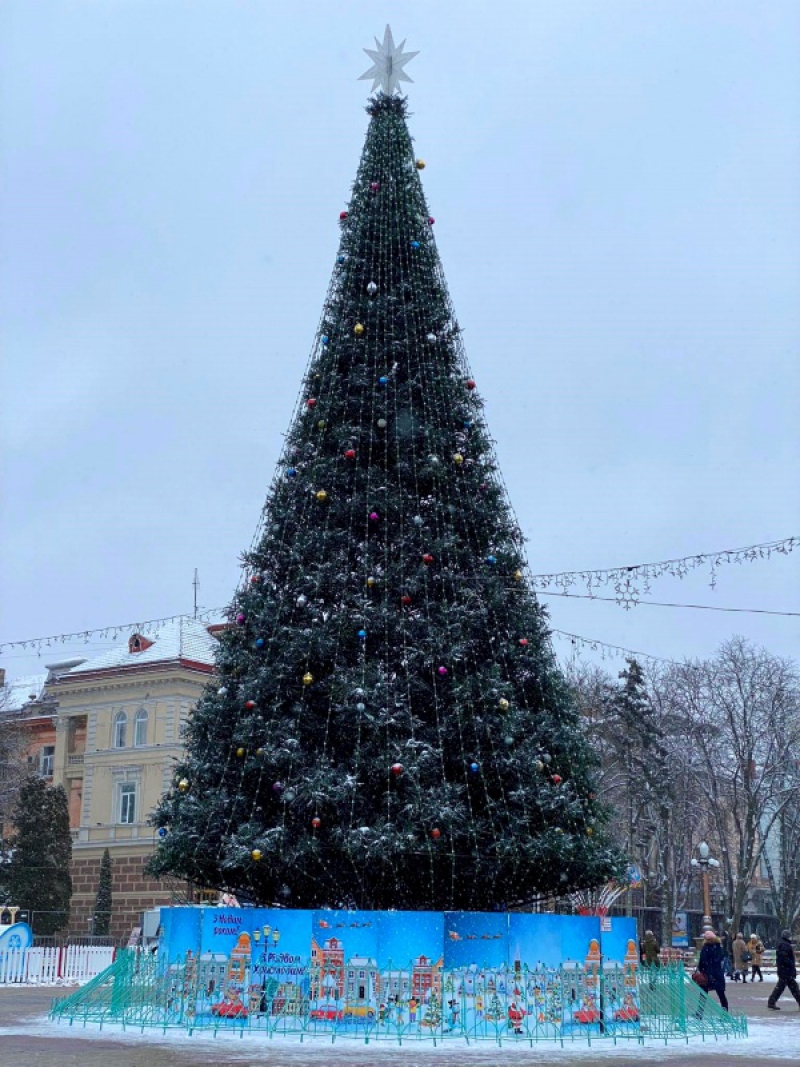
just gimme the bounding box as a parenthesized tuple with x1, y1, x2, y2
(0, 978, 798, 1066)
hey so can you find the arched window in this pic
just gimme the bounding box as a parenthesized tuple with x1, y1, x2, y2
(134, 707, 148, 747)
(113, 711, 127, 749)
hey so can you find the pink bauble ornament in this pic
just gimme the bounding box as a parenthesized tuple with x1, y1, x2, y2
(437, 666, 448, 677)
(369, 511, 379, 522)
(371, 181, 380, 191)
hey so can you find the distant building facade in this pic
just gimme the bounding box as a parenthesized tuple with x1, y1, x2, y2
(1, 618, 219, 939)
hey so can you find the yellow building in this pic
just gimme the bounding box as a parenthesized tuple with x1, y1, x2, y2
(44, 617, 219, 939)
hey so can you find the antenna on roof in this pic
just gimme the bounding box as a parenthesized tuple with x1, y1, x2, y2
(193, 569, 199, 619)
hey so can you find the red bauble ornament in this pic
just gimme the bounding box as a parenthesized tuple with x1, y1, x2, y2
(339, 211, 348, 220)
(391, 762, 404, 776)
(344, 449, 356, 459)
(551, 774, 562, 785)
(431, 828, 441, 840)
(466, 379, 476, 390)
(244, 700, 256, 710)
(307, 398, 317, 408)
(311, 817, 321, 829)
(422, 553, 434, 565)
(519, 638, 529, 647)
(250, 574, 261, 584)
(370, 181, 380, 191)
(401, 594, 412, 606)
(428, 217, 435, 225)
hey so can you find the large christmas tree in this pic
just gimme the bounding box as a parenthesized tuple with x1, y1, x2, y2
(149, 30, 620, 910)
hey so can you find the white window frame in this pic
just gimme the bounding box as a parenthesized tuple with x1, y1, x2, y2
(113, 711, 127, 749)
(119, 782, 137, 825)
(134, 707, 148, 747)
(40, 745, 55, 777)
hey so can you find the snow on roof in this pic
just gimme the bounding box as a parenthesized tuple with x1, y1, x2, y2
(0, 673, 48, 714)
(62, 616, 219, 677)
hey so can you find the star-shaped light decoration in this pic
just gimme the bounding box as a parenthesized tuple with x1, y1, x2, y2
(359, 25, 419, 95)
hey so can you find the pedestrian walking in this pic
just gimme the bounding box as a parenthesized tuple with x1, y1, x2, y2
(721, 928, 734, 978)
(748, 934, 765, 982)
(767, 930, 800, 1010)
(732, 931, 749, 982)
(697, 930, 729, 1011)
(641, 929, 661, 967)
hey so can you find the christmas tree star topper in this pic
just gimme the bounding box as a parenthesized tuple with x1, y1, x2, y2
(359, 25, 419, 95)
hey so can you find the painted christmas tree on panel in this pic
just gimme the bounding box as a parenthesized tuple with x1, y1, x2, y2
(148, 31, 620, 909)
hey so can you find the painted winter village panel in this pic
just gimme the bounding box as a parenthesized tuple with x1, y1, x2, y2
(156, 907, 640, 1038)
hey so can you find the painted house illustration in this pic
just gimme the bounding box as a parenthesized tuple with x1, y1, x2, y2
(310, 935, 345, 1000)
(411, 954, 443, 1001)
(346, 956, 379, 1003)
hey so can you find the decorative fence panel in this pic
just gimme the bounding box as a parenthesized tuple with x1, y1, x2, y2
(0, 945, 115, 985)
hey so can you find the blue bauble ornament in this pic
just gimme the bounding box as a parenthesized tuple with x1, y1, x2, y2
(486, 555, 497, 566)
(410, 240, 420, 250)
(158, 827, 167, 838)
(470, 762, 480, 774)
(357, 629, 367, 640)
(337, 255, 346, 264)
(321, 334, 329, 345)
(255, 638, 265, 650)
(286, 468, 297, 478)
(379, 376, 388, 385)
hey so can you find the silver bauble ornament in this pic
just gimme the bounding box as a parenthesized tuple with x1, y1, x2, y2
(367, 281, 378, 296)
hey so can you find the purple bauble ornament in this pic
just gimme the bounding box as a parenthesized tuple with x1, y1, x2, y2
(369, 511, 380, 522)
(236, 613, 246, 624)
(272, 781, 283, 794)
(438, 666, 449, 676)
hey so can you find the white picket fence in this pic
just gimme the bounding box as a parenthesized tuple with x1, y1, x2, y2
(0, 945, 115, 985)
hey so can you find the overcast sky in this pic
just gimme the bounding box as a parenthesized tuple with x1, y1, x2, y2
(2, 0, 798, 683)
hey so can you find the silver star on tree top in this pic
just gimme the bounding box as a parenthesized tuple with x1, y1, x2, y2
(359, 25, 419, 95)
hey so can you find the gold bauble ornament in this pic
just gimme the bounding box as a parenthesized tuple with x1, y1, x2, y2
(316, 490, 328, 503)
(416, 159, 426, 169)
(513, 569, 523, 581)
(354, 323, 365, 337)
(302, 672, 314, 686)
(317, 419, 326, 430)
(255, 748, 264, 756)
(366, 576, 376, 588)
(586, 828, 594, 836)
(178, 778, 189, 792)
(236, 747, 245, 758)
(498, 698, 510, 712)
(453, 453, 464, 465)
(251, 849, 263, 861)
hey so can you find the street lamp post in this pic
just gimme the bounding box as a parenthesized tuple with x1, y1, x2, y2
(690, 841, 720, 933)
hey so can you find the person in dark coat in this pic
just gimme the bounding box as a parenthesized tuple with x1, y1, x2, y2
(698, 930, 729, 1011)
(642, 930, 661, 967)
(767, 930, 800, 1010)
(720, 929, 734, 978)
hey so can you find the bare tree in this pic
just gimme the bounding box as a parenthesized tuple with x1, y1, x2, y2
(671, 637, 799, 936)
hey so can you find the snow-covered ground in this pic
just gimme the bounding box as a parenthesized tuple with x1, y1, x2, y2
(0, 1013, 797, 1062)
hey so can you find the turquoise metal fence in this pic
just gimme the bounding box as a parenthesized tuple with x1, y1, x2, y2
(51, 953, 746, 1045)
